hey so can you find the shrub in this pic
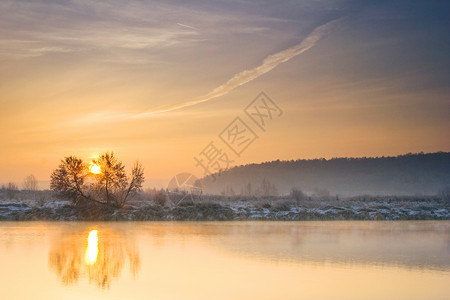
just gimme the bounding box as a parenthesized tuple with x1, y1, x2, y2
(291, 188, 307, 205)
(153, 190, 167, 207)
(274, 199, 296, 211)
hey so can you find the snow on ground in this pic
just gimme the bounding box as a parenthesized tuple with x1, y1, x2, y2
(0, 195, 448, 221)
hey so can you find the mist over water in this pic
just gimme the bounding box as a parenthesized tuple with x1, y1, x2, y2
(0, 221, 448, 300)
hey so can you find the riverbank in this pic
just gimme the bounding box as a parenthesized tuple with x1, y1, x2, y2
(0, 196, 448, 221)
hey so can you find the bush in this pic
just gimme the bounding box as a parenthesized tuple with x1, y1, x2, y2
(153, 190, 167, 207)
(291, 188, 307, 205)
(261, 202, 272, 209)
(273, 199, 296, 211)
(5, 182, 19, 199)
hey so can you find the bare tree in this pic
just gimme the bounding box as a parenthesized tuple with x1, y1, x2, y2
(92, 152, 128, 206)
(6, 182, 19, 199)
(244, 182, 252, 196)
(51, 156, 89, 205)
(23, 174, 38, 191)
(50, 152, 144, 208)
(258, 178, 278, 197)
(92, 153, 144, 208)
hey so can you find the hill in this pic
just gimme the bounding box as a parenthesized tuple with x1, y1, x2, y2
(202, 152, 450, 196)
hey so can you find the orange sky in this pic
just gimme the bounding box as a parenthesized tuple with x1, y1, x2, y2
(0, 0, 449, 188)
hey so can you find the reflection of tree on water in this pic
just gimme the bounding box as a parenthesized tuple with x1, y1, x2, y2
(48, 227, 140, 289)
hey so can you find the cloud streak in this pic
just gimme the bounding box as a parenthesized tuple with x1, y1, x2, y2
(68, 18, 340, 126)
(135, 18, 340, 117)
(177, 23, 199, 31)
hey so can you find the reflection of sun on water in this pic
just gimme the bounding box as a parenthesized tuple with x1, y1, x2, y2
(49, 227, 140, 289)
(85, 230, 98, 265)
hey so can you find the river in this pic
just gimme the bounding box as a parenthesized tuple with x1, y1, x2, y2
(0, 221, 448, 299)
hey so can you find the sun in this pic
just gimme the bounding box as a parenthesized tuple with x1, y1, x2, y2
(90, 164, 101, 174)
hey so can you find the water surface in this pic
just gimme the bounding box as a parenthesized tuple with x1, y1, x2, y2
(0, 221, 448, 299)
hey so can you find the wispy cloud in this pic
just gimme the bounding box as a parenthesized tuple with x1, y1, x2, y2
(0, 1, 206, 59)
(67, 18, 340, 126)
(177, 23, 198, 31)
(135, 18, 341, 116)
(0, 0, 294, 60)
(0, 28, 202, 58)
(0, 40, 73, 57)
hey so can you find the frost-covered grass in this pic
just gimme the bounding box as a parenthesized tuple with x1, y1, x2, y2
(0, 191, 448, 221)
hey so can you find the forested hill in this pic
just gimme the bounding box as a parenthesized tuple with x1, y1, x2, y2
(202, 152, 450, 196)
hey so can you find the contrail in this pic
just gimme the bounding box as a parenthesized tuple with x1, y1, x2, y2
(71, 18, 340, 126)
(177, 23, 198, 31)
(134, 18, 340, 118)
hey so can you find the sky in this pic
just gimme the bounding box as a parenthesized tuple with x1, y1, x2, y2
(0, 0, 449, 188)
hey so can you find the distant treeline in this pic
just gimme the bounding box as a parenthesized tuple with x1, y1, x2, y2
(202, 152, 450, 196)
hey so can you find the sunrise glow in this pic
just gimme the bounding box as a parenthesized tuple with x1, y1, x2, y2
(89, 164, 101, 174)
(85, 229, 98, 265)
(0, 1, 448, 299)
